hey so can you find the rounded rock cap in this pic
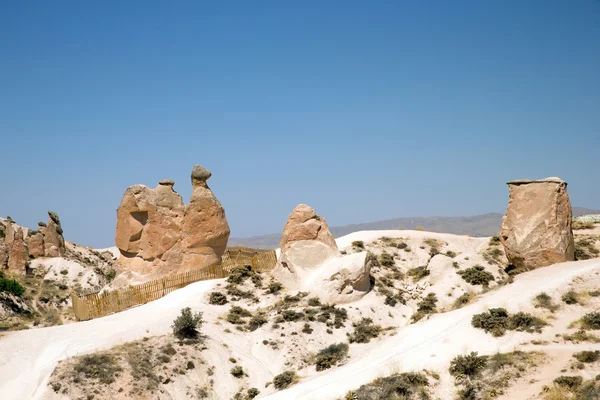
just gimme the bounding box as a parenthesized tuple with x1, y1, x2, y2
(191, 164, 212, 182)
(159, 179, 175, 186)
(507, 177, 566, 185)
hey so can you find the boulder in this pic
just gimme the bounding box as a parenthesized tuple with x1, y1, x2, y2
(180, 164, 230, 269)
(500, 177, 575, 270)
(273, 204, 371, 304)
(8, 228, 28, 272)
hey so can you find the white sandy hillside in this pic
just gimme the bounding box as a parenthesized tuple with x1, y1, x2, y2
(0, 229, 598, 400)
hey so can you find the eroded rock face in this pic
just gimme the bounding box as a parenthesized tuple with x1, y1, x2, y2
(273, 204, 371, 304)
(27, 232, 45, 258)
(115, 164, 230, 275)
(44, 211, 65, 257)
(8, 228, 28, 271)
(500, 177, 575, 270)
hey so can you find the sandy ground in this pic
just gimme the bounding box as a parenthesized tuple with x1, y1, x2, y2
(1, 230, 600, 400)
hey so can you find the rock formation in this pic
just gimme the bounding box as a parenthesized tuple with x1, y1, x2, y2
(27, 231, 45, 258)
(500, 177, 575, 270)
(115, 164, 230, 276)
(8, 228, 28, 271)
(273, 204, 372, 304)
(44, 211, 65, 257)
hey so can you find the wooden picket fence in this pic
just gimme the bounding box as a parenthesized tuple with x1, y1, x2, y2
(71, 247, 277, 321)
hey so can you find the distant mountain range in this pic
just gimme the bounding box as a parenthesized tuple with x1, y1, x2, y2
(228, 207, 600, 249)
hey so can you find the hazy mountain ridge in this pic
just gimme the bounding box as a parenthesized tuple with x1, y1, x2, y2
(228, 207, 600, 249)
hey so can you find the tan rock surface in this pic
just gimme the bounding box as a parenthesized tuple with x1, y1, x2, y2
(500, 177, 575, 270)
(280, 204, 337, 251)
(8, 228, 28, 272)
(44, 212, 65, 257)
(27, 232, 45, 258)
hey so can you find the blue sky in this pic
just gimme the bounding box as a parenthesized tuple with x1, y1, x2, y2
(1, 1, 599, 247)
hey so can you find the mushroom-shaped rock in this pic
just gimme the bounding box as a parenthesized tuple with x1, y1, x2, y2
(180, 164, 230, 269)
(500, 177, 575, 271)
(44, 211, 65, 257)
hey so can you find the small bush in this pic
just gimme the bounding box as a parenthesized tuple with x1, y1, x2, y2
(352, 241, 365, 250)
(227, 265, 261, 286)
(348, 318, 382, 343)
(0, 278, 25, 296)
(230, 366, 245, 378)
(281, 309, 303, 322)
(453, 293, 472, 309)
(379, 252, 395, 267)
(573, 351, 600, 363)
(172, 307, 204, 339)
(534, 292, 559, 312)
(315, 343, 349, 371)
(247, 388, 260, 399)
(273, 370, 297, 390)
(589, 290, 600, 297)
(457, 265, 495, 286)
(226, 306, 252, 325)
(248, 313, 268, 331)
(412, 293, 438, 322)
(209, 292, 228, 305)
(104, 268, 116, 282)
(582, 312, 600, 330)
(471, 308, 509, 337)
(267, 281, 283, 294)
(508, 312, 547, 333)
(562, 290, 579, 305)
(553, 375, 583, 389)
(449, 352, 487, 378)
(446, 250, 457, 258)
(302, 323, 313, 334)
(73, 354, 123, 384)
(407, 266, 429, 281)
(308, 297, 321, 307)
(573, 221, 595, 230)
(318, 304, 348, 328)
(347, 372, 429, 399)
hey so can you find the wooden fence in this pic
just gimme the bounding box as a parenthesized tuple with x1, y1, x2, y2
(71, 247, 277, 321)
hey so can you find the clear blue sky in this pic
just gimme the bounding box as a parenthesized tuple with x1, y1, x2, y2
(1, 1, 599, 248)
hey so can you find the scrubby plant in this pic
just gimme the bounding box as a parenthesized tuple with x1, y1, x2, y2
(281, 309, 303, 322)
(553, 375, 583, 390)
(172, 307, 204, 339)
(247, 388, 260, 399)
(267, 281, 283, 294)
(582, 312, 600, 330)
(348, 318, 382, 343)
(412, 293, 438, 322)
(345, 372, 430, 399)
(379, 252, 395, 267)
(573, 351, 600, 363)
(589, 289, 600, 297)
(471, 308, 509, 337)
(449, 352, 487, 378)
(230, 366, 245, 378)
(314, 343, 349, 371)
(0, 278, 25, 296)
(248, 312, 268, 331)
(273, 370, 297, 390)
(302, 323, 313, 334)
(453, 293, 473, 309)
(446, 250, 457, 258)
(226, 306, 252, 325)
(407, 266, 430, 281)
(227, 265, 262, 287)
(73, 354, 123, 384)
(507, 312, 547, 333)
(562, 290, 579, 305)
(308, 297, 321, 307)
(318, 304, 348, 328)
(573, 221, 595, 230)
(209, 291, 228, 305)
(457, 265, 495, 286)
(352, 241, 365, 250)
(533, 292, 559, 312)
(104, 268, 116, 282)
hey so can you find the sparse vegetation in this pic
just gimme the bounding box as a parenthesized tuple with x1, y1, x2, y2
(453, 293, 473, 309)
(562, 290, 579, 305)
(348, 318, 382, 343)
(227, 265, 262, 287)
(378, 252, 395, 267)
(73, 353, 122, 384)
(534, 292, 559, 313)
(407, 266, 430, 281)
(273, 370, 297, 390)
(267, 281, 283, 294)
(352, 241, 365, 250)
(314, 343, 349, 371)
(172, 307, 204, 339)
(230, 365, 245, 378)
(345, 372, 431, 400)
(573, 220, 595, 230)
(582, 312, 600, 330)
(457, 265, 495, 287)
(575, 237, 600, 260)
(471, 308, 546, 337)
(573, 351, 600, 363)
(0, 277, 25, 296)
(412, 293, 438, 322)
(226, 306, 253, 325)
(209, 291, 228, 305)
(553, 375, 583, 390)
(449, 352, 487, 378)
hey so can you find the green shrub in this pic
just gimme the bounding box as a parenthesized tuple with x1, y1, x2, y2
(318, 304, 348, 328)
(227, 265, 261, 286)
(281, 309, 303, 322)
(226, 306, 252, 325)
(379, 252, 395, 267)
(267, 281, 283, 294)
(172, 307, 204, 339)
(573, 351, 600, 363)
(105, 268, 116, 282)
(407, 266, 430, 281)
(453, 293, 472, 309)
(457, 384, 479, 400)
(308, 297, 321, 307)
(553, 375, 583, 389)
(533, 292, 559, 312)
(449, 352, 487, 378)
(302, 323, 313, 334)
(489, 236, 501, 245)
(457, 266, 495, 286)
(315, 343, 349, 371)
(73, 354, 123, 384)
(209, 292, 228, 305)
(471, 308, 509, 337)
(248, 313, 268, 331)
(412, 293, 438, 322)
(347, 372, 429, 399)
(507, 312, 546, 333)
(348, 318, 382, 343)
(582, 312, 600, 330)
(446, 251, 457, 258)
(352, 241, 365, 250)
(247, 388, 260, 399)
(230, 366, 245, 378)
(0, 278, 25, 296)
(562, 290, 579, 305)
(589, 290, 600, 297)
(273, 370, 297, 390)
